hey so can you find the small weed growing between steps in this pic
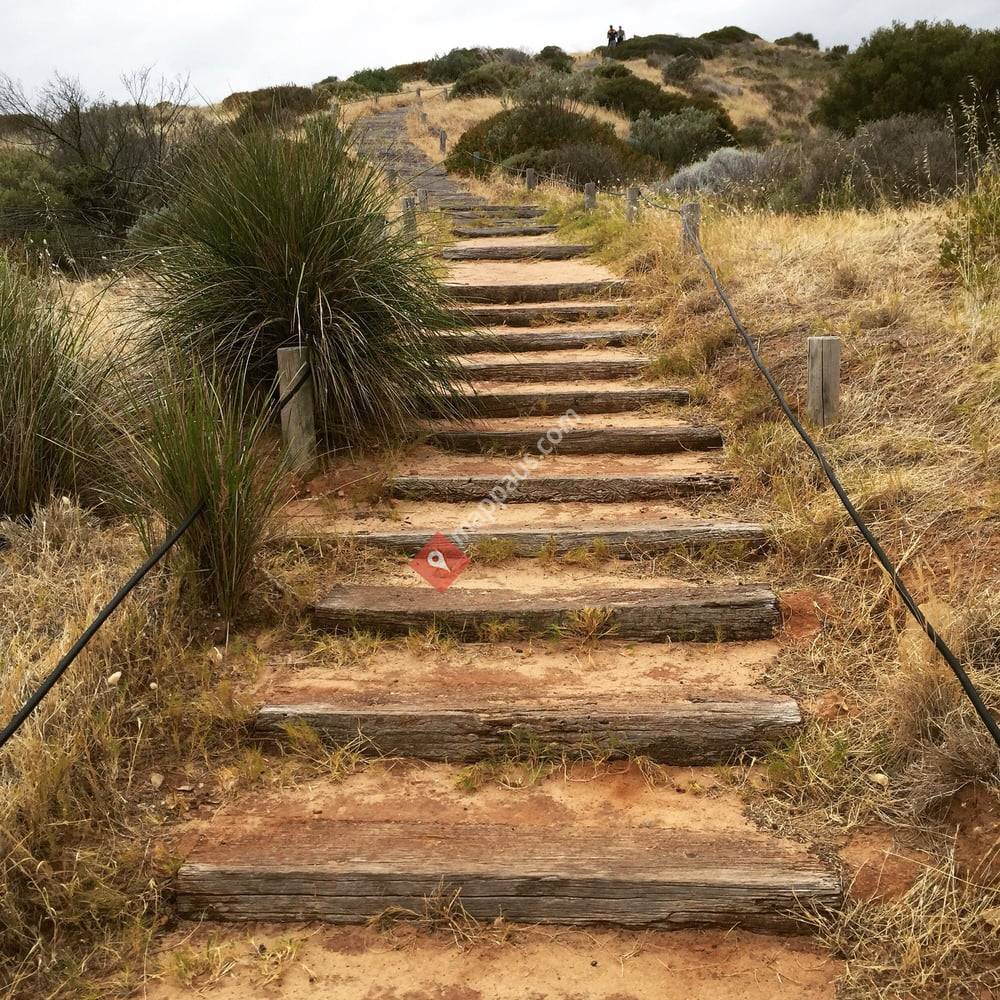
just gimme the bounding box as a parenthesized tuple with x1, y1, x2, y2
(548, 606, 618, 644)
(467, 535, 520, 564)
(370, 884, 513, 949)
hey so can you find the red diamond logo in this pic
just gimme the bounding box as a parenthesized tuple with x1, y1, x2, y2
(410, 532, 470, 591)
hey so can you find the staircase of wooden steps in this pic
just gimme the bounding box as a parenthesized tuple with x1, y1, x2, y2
(174, 107, 841, 938)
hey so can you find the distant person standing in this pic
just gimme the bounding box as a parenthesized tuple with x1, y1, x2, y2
(617, 26, 625, 44)
(607, 25, 617, 48)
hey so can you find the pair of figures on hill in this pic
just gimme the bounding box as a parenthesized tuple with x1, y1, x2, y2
(607, 25, 625, 47)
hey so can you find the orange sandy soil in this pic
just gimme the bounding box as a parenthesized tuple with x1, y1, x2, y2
(144, 923, 838, 999)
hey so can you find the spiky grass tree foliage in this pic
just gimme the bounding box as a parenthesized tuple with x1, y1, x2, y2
(0, 255, 119, 519)
(117, 358, 286, 622)
(131, 118, 460, 450)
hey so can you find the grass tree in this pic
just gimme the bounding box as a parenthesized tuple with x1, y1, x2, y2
(0, 255, 120, 520)
(131, 117, 461, 450)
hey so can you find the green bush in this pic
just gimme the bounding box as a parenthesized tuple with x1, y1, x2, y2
(603, 34, 716, 61)
(447, 105, 654, 184)
(661, 54, 702, 84)
(426, 48, 488, 84)
(0, 149, 70, 250)
(700, 26, 759, 45)
(825, 44, 850, 62)
(591, 62, 633, 80)
(450, 61, 529, 99)
(775, 32, 820, 49)
(388, 60, 429, 82)
(225, 85, 323, 119)
(347, 67, 402, 95)
(535, 45, 573, 73)
(589, 69, 736, 137)
(815, 21, 1000, 133)
(316, 80, 368, 102)
(628, 108, 731, 170)
(131, 119, 460, 450)
(0, 255, 119, 519)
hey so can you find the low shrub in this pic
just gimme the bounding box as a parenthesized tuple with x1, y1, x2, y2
(628, 108, 731, 170)
(131, 119, 460, 450)
(666, 145, 770, 194)
(347, 67, 402, 95)
(228, 84, 323, 119)
(700, 26, 759, 45)
(426, 47, 488, 84)
(589, 69, 737, 136)
(775, 32, 820, 49)
(531, 141, 656, 186)
(450, 61, 528, 99)
(447, 105, 654, 184)
(388, 60, 429, 82)
(591, 62, 633, 80)
(535, 45, 573, 74)
(0, 255, 119, 520)
(316, 79, 368, 102)
(0, 148, 72, 254)
(661, 54, 702, 84)
(667, 114, 959, 209)
(514, 70, 590, 111)
(825, 44, 850, 62)
(603, 34, 716, 62)
(940, 168, 1000, 294)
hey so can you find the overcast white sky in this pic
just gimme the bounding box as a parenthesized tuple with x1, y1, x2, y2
(2, 1, 998, 104)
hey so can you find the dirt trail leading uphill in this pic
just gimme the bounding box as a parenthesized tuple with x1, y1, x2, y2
(154, 107, 843, 997)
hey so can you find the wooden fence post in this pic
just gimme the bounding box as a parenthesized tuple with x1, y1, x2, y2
(625, 186, 640, 223)
(416, 87, 422, 101)
(420, 110, 428, 123)
(276, 346, 317, 476)
(526, 167, 537, 191)
(584, 182, 597, 210)
(472, 152, 481, 172)
(807, 336, 842, 428)
(679, 202, 701, 254)
(401, 196, 417, 234)
(439, 129, 447, 154)
(416, 188, 429, 210)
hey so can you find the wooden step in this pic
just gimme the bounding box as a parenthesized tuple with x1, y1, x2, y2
(455, 302, 625, 326)
(437, 326, 650, 353)
(449, 385, 688, 416)
(460, 355, 647, 382)
(451, 225, 558, 238)
(442, 244, 593, 262)
(442, 204, 543, 216)
(447, 207, 545, 220)
(390, 471, 737, 501)
(311, 583, 779, 642)
(176, 819, 838, 930)
(256, 693, 797, 763)
(446, 280, 629, 305)
(328, 520, 767, 558)
(426, 424, 723, 455)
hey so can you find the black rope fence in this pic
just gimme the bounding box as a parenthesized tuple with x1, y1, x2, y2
(0, 362, 312, 752)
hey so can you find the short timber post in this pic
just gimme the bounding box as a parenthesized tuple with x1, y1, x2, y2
(416, 187, 429, 210)
(401, 196, 417, 234)
(584, 182, 597, 210)
(416, 87, 422, 101)
(526, 167, 537, 191)
(626, 186, 640, 223)
(420, 110, 428, 123)
(679, 202, 701, 254)
(276, 346, 317, 476)
(807, 336, 842, 428)
(472, 151, 482, 173)
(439, 129, 447, 154)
